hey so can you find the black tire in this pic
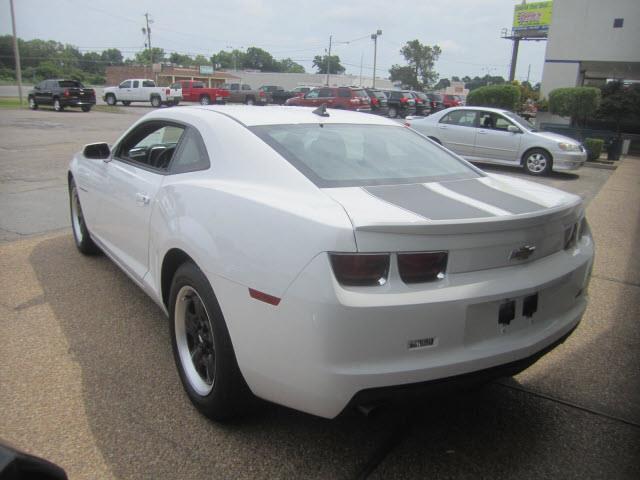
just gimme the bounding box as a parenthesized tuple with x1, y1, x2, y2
(388, 106, 398, 118)
(523, 148, 552, 176)
(200, 95, 211, 105)
(28, 96, 38, 110)
(172, 100, 180, 106)
(105, 94, 116, 106)
(81, 105, 92, 112)
(245, 96, 255, 105)
(68, 177, 100, 255)
(53, 98, 64, 112)
(150, 95, 162, 108)
(169, 261, 252, 421)
(122, 101, 131, 106)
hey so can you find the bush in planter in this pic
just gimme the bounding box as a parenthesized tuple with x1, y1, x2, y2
(548, 87, 600, 127)
(584, 138, 604, 161)
(466, 85, 521, 111)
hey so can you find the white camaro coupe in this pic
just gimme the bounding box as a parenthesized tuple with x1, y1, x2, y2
(68, 105, 594, 420)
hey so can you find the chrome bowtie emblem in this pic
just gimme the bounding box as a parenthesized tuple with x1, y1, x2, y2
(510, 245, 536, 260)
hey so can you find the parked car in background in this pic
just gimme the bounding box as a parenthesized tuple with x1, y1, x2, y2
(103, 79, 181, 107)
(223, 83, 270, 105)
(285, 87, 371, 112)
(258, 85, 295, 105)
(442, 94, 463, 108)
(28, 79, 96, 112)
(406, 106, 587, 175)
(291, 86, 312, 97)
(425, 92, 445, 112)
(68, 105, 593, 420)
(382, 90, 416, 118)
(410, 91, 432, 116)
(177, 80, 229, 105)
(364, 88, 389, 116)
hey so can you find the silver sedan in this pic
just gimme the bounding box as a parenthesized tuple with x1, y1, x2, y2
(406, 106, 587, 175)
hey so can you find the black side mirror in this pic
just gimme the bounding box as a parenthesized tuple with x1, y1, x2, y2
(0, 443, 68, 480)
(83, 142, 111, 160)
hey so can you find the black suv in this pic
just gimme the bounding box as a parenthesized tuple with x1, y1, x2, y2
(364, 89, 389, 116)
(28, 79, 96, 112)
(410, 91, 432, 116)
(425, 92, 445, 112)
(382, 90, 416, 118)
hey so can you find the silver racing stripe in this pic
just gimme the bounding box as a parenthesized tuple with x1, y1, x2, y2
(441, 178, 546, 214)
(364, 184, 493, 220)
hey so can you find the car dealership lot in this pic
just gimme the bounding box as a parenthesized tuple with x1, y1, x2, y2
(1, 108, 639, 479)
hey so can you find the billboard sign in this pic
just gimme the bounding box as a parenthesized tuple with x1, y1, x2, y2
(199, 65, 214, 75)
(513, 1, 553, 33)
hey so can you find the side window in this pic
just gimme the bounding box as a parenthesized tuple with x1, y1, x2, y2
(132, 80, 139, 88)
(318, 88, 333, 97)
(37, 81, 47, 89)
(440, 110, 477, 127)
(337, 89, 351, 98)
(117, 122, 185, 171)
(229, 84, 239, 91)
(305, 90, 319, 99)
(169, 128, 210, 174)
(479, 112, 512, 131)
(120, 80, 131, 88)
(242, 84, 251, 91)
(170, 82, 182, 89)
(142, 80, 155, 87)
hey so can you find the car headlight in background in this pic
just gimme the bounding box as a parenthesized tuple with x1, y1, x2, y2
(558, 142, 582, 152)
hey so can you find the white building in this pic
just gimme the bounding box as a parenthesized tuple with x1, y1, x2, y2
(540, 0, 640, 99)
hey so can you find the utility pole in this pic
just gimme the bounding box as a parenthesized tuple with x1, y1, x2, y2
(143, 13, 153, 64)
(526, 63, 531, 83)
(325, 35, 332, 86)
(359, 52, 363, 87)
(371, 30, 382, 88)
(9, 0, 23, 105)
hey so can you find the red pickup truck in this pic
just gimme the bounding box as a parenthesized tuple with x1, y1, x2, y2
(175, 80, 230, 105)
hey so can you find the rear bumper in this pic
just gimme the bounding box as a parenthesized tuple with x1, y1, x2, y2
(553, 151, 587, 171)
(215, 235, 594, 419)
(61, 98, 96, 107)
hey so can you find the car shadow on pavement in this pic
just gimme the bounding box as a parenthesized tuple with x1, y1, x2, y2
(27, 234, 639, 479)
(477, 163, 580, 181)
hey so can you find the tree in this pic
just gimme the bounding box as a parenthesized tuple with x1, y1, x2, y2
(597, 81, 640, 133)
(169, 52, 193, 66)
(397, 39, 441, 88)
(211, 49, 245, 70)
(433, 78, 450, 90)
(101, 48, 123, 65)
(313, 55, 345, 74)
(193, 55, 210, 66)
(549, 87, 601, 127)
(465, 75, 506, 91)
(278, 58, 305, 73)
(243, 47, 280, 71)
(134, 47, 165, 64)
(451, 76, 461, 82)
(389, 65, 419, 89)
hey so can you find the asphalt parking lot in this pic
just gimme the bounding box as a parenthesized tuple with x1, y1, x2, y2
(1, 107, 638, 479)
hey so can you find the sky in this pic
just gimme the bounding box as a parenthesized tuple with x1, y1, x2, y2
(0, 0, 548, 83)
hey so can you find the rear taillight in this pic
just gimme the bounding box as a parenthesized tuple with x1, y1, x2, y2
(404, 121, 411, 127)
(371, 97, 379, 105)
(63, 89, 70, 97)
(400, 97, 408, 103)
(329, 253, 389, 286)
(166, 88, 170, 94)
(398, 252, 448, 283)
(259, 91, 265, 97)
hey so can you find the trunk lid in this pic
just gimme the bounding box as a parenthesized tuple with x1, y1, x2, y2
(323, 174, 583, 273)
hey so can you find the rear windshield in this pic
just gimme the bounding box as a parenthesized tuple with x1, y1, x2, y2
(369, 90, 387, 100)
(429, 93, 443, 101)
(353, 89, 369, 98)
(251, 124, 481, 187)
(58, 80, 83, 88)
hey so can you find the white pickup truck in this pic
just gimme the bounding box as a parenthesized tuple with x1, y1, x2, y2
(102, 79, 182, 107)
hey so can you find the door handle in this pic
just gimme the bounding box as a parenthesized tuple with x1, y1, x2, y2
(438, 125, 447, 129)
(478, 129, 488, 134)
(136, 193, 150, 206)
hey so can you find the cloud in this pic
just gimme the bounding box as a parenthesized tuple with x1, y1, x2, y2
(436, 39, 464, 53)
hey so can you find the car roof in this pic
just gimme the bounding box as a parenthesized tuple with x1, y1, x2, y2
(447, 106, 510, 114)
(148, 105, 401, 127)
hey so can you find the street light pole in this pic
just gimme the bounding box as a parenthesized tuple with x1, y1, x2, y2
(325, 35, 332, 86)
(9, 0, 23, 105)
(371, 30, 382, 88)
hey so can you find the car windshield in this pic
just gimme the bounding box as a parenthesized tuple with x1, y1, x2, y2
(503, 111, 538, 131)
(251, 124, 481, 187)
(353, 89, 369, 98)
(59, 80, 83, 88)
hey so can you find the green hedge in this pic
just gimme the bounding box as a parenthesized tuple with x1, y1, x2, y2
(466, 85, 521, 111)
(584, 138, 604, 161)
(548, 87, 600, 126)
